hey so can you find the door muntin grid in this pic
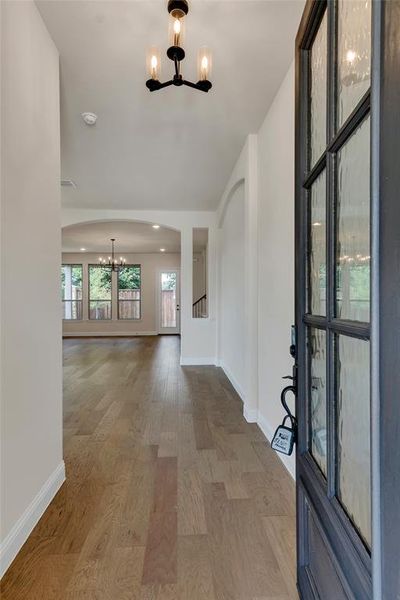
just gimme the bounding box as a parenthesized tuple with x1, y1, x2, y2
(302, 1, 372, 555)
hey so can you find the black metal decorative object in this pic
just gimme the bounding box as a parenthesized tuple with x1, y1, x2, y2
(146, 0, 212, 93)
(98, 239, 126, 272)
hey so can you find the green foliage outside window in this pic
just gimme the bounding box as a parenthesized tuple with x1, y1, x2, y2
(89, 265, 112, 300)
(118, 266, 141, 290)
(349, 266, 369, 301)
(161, 272, 176, 291)
(61, 265, 82, 299)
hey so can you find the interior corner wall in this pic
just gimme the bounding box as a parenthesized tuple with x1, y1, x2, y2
(1, 1, 63, 576)
(219, 182, 246, 398)
(257, 61, 296, 477)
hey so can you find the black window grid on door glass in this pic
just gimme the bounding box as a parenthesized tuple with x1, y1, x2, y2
(299, 0, 372, 557)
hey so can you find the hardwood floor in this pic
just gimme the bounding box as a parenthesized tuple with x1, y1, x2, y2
(1, 336, 297, 599)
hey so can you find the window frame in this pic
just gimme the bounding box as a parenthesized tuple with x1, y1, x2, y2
(61, 263, 83, 321)
(88, 263, 112, 321)
(117, 264, 141, 321)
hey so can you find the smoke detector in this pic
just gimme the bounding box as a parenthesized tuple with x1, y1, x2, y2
(81, 112, 98, 126)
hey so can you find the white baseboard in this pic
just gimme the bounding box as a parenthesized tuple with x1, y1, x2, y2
(218, 364, 259, 424)
(218, 362, 245, 402)
(180, 357, 216, 366)
(0, 461, 66, 578)
(63, 331, 158, 337)
(257, 412, 296, 480)
(243, 406, 258, 423)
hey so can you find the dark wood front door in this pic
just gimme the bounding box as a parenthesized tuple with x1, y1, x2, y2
(294, 1, 400, 598)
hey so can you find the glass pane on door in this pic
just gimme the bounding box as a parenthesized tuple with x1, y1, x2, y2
(337, 0, 371, 127)
(336, 335, 371, 548)
(309, 328, 327, 475)
(336, 117, 370, 322)
(309, 170, 326, 315)
(161, 272, 177, 328)
(310, 11, 327, 167)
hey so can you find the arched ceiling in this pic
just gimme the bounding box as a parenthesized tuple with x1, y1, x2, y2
(62, 220, 181, 253)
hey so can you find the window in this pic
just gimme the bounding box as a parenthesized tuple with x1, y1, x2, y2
(61, 264, 82, 320)
(118, 265, 141, 319)
(192, 227, 208, 318)
(89, 265, 112, 320)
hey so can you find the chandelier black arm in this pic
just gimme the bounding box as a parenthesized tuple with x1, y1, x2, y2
(174, 57, 180, 77)
(183, 79, 212, 93)
(146, 79, 174, 91)
(146, 78, 212, 92)
(158, 80, 174, 89)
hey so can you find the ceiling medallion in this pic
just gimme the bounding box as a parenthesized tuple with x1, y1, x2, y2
(146, 0, 212, 93)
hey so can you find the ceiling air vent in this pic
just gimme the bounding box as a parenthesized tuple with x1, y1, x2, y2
(61, 179, 77, 189)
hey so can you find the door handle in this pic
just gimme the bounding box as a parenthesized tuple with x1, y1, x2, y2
(280, 384, 297, 429)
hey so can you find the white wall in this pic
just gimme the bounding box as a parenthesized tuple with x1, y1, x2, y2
(0, 1, 63, 576)
(219, 182, 246, 398)
(62, 252, 181, 335)
(216, 64, 296, 477)
(257, 63, 296, 477)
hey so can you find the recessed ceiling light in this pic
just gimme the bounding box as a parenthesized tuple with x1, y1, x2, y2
(152, 224, 160, 229)
(160, 248, 166, 252)
(80, 248, 86, 251)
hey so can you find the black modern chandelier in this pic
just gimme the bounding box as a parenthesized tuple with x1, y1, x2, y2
(98, 239, 126, 272)
(146, 0, 212, 93)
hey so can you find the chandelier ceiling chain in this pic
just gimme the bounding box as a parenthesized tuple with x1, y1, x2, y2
(146, 0, 212, 93)
(98, 239, 126, 272)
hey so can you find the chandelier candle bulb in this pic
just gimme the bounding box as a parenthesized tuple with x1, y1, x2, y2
(197, 47, 212, 82)
(147, 47, 161, 80)
(168, 13, 185, 49)
(173, 18, 181, 46)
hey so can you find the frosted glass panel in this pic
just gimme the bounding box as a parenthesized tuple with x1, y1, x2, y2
(336, 117, 370, 322)
(310, 328, 327, 475)
(337, 335, 371, 548)
(310, 170, 326, 315)
(337, 0, 371, 127)
(310, 11, 327, 166)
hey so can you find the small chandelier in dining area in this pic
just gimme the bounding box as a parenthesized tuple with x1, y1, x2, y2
(146, 0, 212, 93)
(98, 239, 126, 272)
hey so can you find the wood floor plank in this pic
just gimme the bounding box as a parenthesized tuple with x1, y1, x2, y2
(177, 467, 207, 535)
(263, 516, 298, 600)
(142, 456, 178, 585)
(1, 336, 297, 600)
(177, 534, 216, 600)
(152, 457, 178, 514)
(141, 510, 177, 585)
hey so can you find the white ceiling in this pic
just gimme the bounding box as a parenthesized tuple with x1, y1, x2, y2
(37, 0, 304, 211)
(62, 221, 181, 253)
